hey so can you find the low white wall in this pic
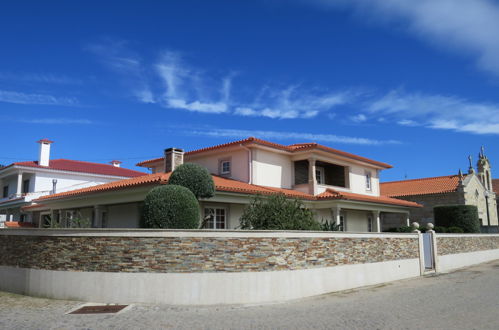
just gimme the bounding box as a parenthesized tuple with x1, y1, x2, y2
(0, 258, 420, 305)
(437, 249, 499, 273)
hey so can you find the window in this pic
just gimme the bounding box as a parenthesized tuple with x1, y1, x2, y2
(367, 215, 373, 232)
(219, 159, 231, 175)
(2, 185, 8, 198)
(203, 207, 227, 229)
(365, 171, 372, 191)
(316, 166, 325, 184)
(20, 214, 26, 222)
(22, 179, 30, 194)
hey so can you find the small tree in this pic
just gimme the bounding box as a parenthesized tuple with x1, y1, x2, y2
(141, 185, 200, 229)
(240, 194, 321, 231)
(434, 205, 480, 233)
(168, 163, 215, 199)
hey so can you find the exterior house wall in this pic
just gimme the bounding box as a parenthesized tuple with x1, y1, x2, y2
(345, 210, 369, 232)
(107, 203, 141, 228)
(252, 149, 293, 188)
(187, 149, 250, 183)
(34, 172, 116, 196)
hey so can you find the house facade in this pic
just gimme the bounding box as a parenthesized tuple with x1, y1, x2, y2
(0, 139, 146, 228)
(24, 137, 420, 232)
(381, 149, 498, 233)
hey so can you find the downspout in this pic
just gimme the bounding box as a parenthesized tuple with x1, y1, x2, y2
(240, 145, 252, 184)
(485, 194, 491, 229)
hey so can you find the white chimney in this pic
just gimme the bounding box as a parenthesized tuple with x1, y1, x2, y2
(37, 139, 54, 167)
(110, 160, 122, 168)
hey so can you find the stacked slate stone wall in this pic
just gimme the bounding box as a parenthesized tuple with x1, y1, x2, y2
(437, 235, 499, 255)
(0, 231, 419, 273)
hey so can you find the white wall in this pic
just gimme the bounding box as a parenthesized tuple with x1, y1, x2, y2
(187, 149, 250, 183)
(348, 165, 380, 196)
(34, 172, 116, 196)
(252, 149, 293, 188)
(107, 203, 141, 228)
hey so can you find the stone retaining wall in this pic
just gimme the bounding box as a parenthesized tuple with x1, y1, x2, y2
(437, 235, 499, 255)
(0, 230, 419, 273)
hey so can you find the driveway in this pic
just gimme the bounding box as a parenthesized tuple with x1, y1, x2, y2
(1, 260, 499, 329)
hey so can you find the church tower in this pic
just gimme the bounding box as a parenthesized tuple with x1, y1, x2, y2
(477, 146, 493, 191)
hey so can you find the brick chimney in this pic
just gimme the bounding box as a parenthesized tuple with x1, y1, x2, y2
(110, 160, 122, 168)
(37, 139, 54, 167)
(164, 148, 184, 172)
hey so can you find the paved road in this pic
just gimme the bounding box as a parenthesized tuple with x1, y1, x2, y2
(1, 261, 499, 329)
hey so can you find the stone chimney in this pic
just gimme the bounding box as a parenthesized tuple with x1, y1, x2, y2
(164, 148, 184, 173)
(37, 139, 54, 167)
(110, 160, 122, 168)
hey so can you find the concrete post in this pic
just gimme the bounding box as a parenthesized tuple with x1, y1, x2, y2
(332, 207, 342, 230)
(405, 213, 410, 227)
(373, 210, 381, 233)
(16, 172, 23, 196)
(308, 158, 317, 195)
(94, 205, 102, 228)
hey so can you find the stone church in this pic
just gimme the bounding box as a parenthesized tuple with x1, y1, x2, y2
(381, 148, 498, 233)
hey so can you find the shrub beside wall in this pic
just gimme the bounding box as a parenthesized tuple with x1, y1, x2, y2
(240, 194, 321, 231)
(141, 185, 200, 229)
(434, 205, 480, 233)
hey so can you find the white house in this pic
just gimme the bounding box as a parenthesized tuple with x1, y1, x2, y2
(24, 137, 420, 232)
(0, 139, 146, 228)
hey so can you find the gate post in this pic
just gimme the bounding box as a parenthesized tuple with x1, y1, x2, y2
(427, 223, 439, 272)
(412, 222, 426, 275)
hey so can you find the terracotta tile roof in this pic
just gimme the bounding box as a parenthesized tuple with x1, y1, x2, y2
(35, 172, 419, 208)
(380, 175, 463, 197)
(493, 179, 499, 195)
(136, 137, 392, 169)
(316, 189, 421, 207)
(4, 221, 36, 228)
(2, 159, 146, 178)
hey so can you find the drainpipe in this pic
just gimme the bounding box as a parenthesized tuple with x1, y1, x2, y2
(240, 145, 252, 184)
(485, 193, 491, 230)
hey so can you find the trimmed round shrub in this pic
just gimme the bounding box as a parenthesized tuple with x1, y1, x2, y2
(447, 226, 465, 233)
(434, 205, 480, 233)
(240, 194, 321, 231)
(141, 185, 200, 229)
(433, 226, 447, 233)
(168, 163, 215, 199)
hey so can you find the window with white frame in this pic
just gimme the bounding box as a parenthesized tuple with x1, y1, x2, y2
(316, 166, 325, 184)
(219, 159, 231, 175)
(365, 171, 372, 191)
(204, 207, 227, 229)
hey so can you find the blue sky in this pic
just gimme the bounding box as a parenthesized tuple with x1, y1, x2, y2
(1, 0, 498, 181)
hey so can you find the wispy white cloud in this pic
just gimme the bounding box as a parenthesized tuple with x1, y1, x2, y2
(0, 90, 78, 106)
(366, 90, 499, 134)
(155, 51, 230, 114)
(181, 127, 400, 146)
(17, 118, 94, 125)
(0, 72, 82, 85)
(350, 113, 367, 123)
(308, 0, 499, 77)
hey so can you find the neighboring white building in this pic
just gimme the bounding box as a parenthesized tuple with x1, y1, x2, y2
(0, 139, 146, 228)
(25, 137, 420, 232)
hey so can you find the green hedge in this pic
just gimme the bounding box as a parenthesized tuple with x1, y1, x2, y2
(240, 194, 321, 231)
(141, 185, 200, 229)
(168, 163, 215, 199)
(434, 205, 480, 233)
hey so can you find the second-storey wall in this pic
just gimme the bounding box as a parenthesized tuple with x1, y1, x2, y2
(252, 149, 293, 189)
(187, 149, 250, 183)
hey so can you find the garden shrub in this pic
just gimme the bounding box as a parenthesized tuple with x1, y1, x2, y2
(384, 226, 413, 233)
(321, 219, 341, 231)
(141, 185, 200, 229)
(240, 194, 321, 231)
(168, 163, 215, 199)
(434, 205, 480, 233)
(447, 226, 465, 233)
(433, 226, 447, 233)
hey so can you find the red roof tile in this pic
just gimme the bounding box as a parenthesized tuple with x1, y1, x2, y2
(3, 159, 145, 178)
(380, 175, 463, 197)
(35, 172, 419, 208)
(493, 179, 499, 195)
(136, 137, 392, 169)
(4, 221, 36, 228)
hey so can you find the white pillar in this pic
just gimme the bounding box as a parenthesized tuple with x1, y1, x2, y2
(405, 212, 410, 227)
(16, 172, 23, 196)
(373, 210, 381, 233)
(332, 206, 342, 230)
(94, 205, 102, 228)
(308, 158, 317, 195)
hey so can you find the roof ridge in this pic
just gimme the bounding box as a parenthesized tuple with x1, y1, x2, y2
(381, 174, 461, 185)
